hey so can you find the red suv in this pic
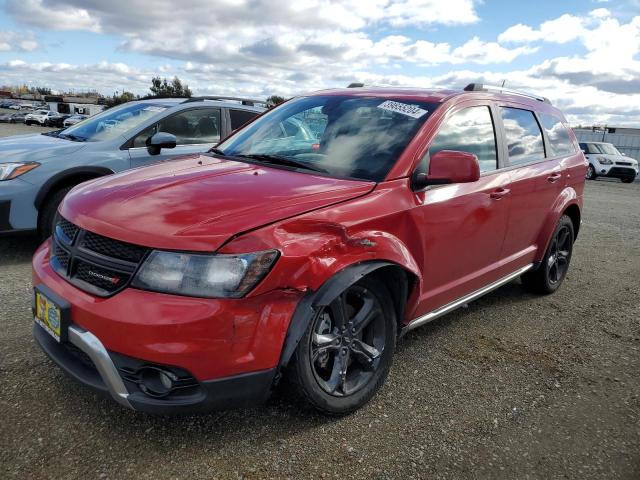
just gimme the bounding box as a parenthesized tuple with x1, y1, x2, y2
(32, 85, 587, 415)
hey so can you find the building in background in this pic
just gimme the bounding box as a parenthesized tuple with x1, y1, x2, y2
(43, 95, 105, 116)
(574, 127, 640, 160)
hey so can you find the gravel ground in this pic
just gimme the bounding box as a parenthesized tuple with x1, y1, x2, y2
(0, 179, 639, 479)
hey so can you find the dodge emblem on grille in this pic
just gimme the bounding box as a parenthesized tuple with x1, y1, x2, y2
(87, 270, 121, 285)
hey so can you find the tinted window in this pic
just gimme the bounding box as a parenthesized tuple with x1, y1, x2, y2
(539, 113, 575, 156)
(429, 106, 497, 172)
(219, 95, 437, 182)
(230, 109, 259, 130)
(501, 107, 545, 165)
(133, 108, 221, 147)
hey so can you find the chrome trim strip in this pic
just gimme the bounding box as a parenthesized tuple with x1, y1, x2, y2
(404, 264, 533, 333)
(68, 326, 132, 409)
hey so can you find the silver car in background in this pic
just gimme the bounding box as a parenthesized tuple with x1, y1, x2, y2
(0, 96, 265, 238)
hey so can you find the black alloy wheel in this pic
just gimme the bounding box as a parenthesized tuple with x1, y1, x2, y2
(546, 224, 572, 285)
(288, 277, 396, 415)
(521, 215, 574, 294)
(310, 285, 386, 397)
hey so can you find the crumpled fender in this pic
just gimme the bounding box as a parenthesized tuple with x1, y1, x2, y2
(220, 218, 422, 296)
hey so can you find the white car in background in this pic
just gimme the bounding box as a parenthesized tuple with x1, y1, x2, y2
(62, 114, 88, 127)
(24, 110, 61, 126)
(580, 142, 639, 183)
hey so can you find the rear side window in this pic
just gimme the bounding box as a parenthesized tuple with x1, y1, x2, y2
(429, 106, 498, 172)
(500, 107, 545, 165)
(230, 109, 259, 130)
(539, 113, 575, 157)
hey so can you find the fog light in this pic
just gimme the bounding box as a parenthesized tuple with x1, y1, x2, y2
(139, 367, 177, 398)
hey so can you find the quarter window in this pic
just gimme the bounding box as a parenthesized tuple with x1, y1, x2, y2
(539, 113, 575, 157)
(500, 107, 545, 165)
(133, 108, 221, 147)
(230, 109, 259, 130)
(428, 106, 498, 172)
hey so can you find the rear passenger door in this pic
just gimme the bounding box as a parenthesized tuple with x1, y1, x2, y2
(497, 106, 569, 262)
(128, 107, 222, 167)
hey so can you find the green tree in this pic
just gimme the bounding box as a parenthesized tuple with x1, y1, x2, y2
(105, 90, 138, 107)
(266, 95, 285, 107)
(149, 76, 192, 98)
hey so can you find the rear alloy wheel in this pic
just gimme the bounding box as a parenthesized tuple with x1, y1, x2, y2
(522, 215, 574, 294)
(288, 277, 396, 415)
(586, 164, 596, 180)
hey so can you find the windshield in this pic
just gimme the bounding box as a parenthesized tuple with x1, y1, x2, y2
(592, 143, 621, 155)
(217, 95, 437, 181)
(61, 102, 168, 142)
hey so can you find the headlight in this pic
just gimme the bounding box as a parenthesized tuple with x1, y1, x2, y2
(0, 162, 40, 181)
(597, 157, 613, 165)
(131, 250, 279, 298)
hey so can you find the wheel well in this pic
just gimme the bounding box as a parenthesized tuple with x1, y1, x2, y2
(367, 265, 417, 327)
(563, 204, 581, 240)
(37, 173, 106, 217)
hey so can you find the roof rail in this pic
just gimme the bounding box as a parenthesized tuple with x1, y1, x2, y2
(463, 83, 551, 104)
(347, 82, 365, 88)
(182, 96, 267, 107)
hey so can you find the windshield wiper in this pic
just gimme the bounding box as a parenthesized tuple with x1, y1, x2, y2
(235, 154, 327, 173)
(58, 133, 88, 142)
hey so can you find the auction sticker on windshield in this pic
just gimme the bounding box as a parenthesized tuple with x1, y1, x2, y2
(377, 100, 428, 119)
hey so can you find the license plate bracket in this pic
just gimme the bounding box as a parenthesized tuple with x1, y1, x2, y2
(34, 284, 71, 343)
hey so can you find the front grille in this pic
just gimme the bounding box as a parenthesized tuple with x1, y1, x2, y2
(81, 231, 147, 263)
(616, 161, 632, 166)
(50, 216, 149, 297)
(56, 216, 79, 244)
(609, 167, 636, 176)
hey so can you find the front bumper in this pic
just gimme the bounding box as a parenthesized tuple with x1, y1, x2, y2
(32, 240, 301, 412)
(34, 324, 276, 414)
(0, 178, 39, 233)
(593, 162, 639, 179)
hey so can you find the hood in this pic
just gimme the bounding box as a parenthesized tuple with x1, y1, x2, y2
(0, 133, 86, 161)
(60, 154, 375, 251)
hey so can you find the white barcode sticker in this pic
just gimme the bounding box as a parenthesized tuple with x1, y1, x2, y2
(377, 100, 428, 119)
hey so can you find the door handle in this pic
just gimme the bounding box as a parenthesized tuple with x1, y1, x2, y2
(490, 188, 510, 200)
(547, 172, 562, 183)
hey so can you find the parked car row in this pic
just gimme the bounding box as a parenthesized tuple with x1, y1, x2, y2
(0, 108, 88, 127)
(0, 86, 600, 415)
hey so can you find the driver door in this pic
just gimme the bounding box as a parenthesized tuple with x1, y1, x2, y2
(411, 104, 513, 314)
(128, 107, 222, 167)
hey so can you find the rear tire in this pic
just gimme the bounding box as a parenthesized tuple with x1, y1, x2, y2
(38, 187, 73, 241)
(586, 164, 596, 180)
(521, 215, 574, 294)
(287, 276, 397, 415)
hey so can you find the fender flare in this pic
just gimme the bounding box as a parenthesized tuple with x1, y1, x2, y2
(34, 166, 114, 210)
(277, 260, 401, 370)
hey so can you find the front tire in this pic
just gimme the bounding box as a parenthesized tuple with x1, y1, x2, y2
(521, 215, 574, 294)
(38, 187, 73, 241)
(621, 177, 634, 184)
(586, 164, 597, 180)
(287, 277, 397, 415)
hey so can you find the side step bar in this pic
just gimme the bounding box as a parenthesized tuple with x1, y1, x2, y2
(403, 264, 533, 334)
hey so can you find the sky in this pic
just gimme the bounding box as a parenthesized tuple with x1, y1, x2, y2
(0, 0, 639, 126)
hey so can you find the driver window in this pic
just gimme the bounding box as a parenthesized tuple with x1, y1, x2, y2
(426, 106, 498, 173)
(132, 108, 221, 148)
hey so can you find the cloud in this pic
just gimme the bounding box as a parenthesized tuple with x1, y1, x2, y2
(0, 31, 39, 52)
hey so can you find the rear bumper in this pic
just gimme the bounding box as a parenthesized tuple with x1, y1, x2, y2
(34, 323, 276, 414)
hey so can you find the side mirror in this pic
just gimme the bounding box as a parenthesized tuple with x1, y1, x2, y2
(146, 132, 177, 156)
(412, 150, 480, 190)
(622, 152, 627, 156)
